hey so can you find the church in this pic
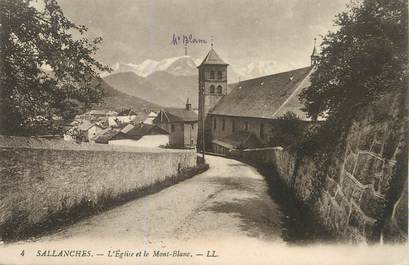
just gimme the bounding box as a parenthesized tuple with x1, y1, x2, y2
(197, 42, 319, 154)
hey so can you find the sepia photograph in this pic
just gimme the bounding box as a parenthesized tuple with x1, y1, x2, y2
(0, 0, 407, 264)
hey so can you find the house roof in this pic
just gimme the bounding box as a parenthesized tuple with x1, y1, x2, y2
(77, 121, 95, 131)
(77, 120, 106, 131)
(114, 123, 169, 140)
(154, 108, 198, 123)
(198, 48, 228, 67)
(121, 124, 135, 134)
(132, 112, 150, 124)
(148, 111, 158, 118)
(117, 109, 138, 116)
(106, 110, 118, 116)
(94, 129, 121, 144)
(213, 131, 262, 150)
(88, 110, 106, 116)
(209, 67, 312, 120)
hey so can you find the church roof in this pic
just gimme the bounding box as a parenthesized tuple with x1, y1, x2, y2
(209, 66, 313, 120)
(198, 48, 228, 67)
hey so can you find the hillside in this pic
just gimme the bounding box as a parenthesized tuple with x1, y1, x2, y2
(146, 71, 198, 107)
(103, 71, 183, 107)
(92, 78, 161, 111)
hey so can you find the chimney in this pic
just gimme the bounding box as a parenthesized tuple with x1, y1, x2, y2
(186, 98, 191, 110)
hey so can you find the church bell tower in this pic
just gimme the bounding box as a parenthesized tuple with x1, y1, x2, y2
(197, 45, 228, 151)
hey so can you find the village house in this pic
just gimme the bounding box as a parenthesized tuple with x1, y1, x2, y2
(143, 111, 158, 124)
(94, 129, 120, 144)
(73, 109, 109, 123)
(153, 99, 198, 148)
(64, 120, 106, 142)
(108, 123, 169, 148)
(116, 109, 138, 123)
(88, 110, 108, 119)
(198, 42, 319, 154)
(94, 123, 169, 148)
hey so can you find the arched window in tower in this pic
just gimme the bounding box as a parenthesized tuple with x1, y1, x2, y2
(216, 85, 222, 94)
(209, 85, 215, 94)
(217, 71, 222, 80)
(210, 70, 215, 79)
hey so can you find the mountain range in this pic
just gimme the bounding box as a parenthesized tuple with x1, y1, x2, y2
(110, 56, 197, 77)
(106, 56, 288, 80)
(101, 55, 294, 108)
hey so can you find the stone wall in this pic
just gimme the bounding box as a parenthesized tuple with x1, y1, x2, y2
(0, 136, 197, 239)
(314, 92, 407, 242)
(238, 92, 407, 243)
(241, 147, 296, 186)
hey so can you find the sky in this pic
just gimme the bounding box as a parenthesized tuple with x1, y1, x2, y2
(56, 0, 350, 72)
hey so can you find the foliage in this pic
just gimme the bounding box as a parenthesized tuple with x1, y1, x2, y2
(299, 0, 408, 153)
(0, 0, 110, 135)
(269, 111, 305, 147)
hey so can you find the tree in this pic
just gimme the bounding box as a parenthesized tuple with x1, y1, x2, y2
(269, 111, 305, 147)
(299, 0, 408, 150)
(0, 0, 110, 135)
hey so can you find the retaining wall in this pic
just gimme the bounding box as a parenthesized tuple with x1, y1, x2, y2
(239, 92, 407, 243)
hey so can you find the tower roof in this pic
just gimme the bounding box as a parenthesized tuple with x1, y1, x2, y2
(198, 48, 228, 67)
(311, 38, 318, 57)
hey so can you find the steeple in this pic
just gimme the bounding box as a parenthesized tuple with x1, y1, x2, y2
(311, 38, 319, 66)
(197, 47, 228, 68)
(185, 97, 191, 110)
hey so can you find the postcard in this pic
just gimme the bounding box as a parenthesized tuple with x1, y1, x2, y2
(0, 0, 407, 264)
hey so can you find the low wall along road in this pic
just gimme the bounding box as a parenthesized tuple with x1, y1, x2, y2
(0, 136, 197, 241)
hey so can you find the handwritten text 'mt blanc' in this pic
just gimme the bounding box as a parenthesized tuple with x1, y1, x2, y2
(170, 33, 207, 46)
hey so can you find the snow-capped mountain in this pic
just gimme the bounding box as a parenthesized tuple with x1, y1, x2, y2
(238, 61, 279, 79)
(109, 56, 197, 77)
(236, 61, 300, 80)
(104, 55, 297, 81)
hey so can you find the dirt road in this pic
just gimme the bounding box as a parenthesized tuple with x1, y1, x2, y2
(41, 155, 284, 243)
